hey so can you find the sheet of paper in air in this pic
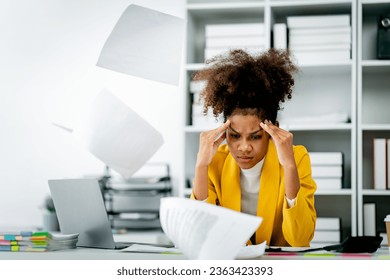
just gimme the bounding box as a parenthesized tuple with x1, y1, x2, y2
(73, 88, 164, 179)
(159, 197, 263, 260)
(96, 4, 185, 86)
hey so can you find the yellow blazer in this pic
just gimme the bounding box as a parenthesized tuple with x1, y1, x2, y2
(192, 140, 317, 247)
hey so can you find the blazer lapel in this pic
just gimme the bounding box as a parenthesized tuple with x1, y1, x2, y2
(221, 153, 241, 212)
(256, 140, 281, 244)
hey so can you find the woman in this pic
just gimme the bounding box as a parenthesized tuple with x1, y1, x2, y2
(191, 48, 316, 247)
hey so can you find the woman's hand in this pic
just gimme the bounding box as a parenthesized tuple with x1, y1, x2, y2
(196, 120, 231, 168)
(193, 120, 230, 200)
(260, 120, 299, 200)
(260, 120, 295, 167)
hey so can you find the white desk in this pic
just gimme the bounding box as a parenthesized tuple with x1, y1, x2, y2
(0, 247, 187, 260)
(2, 247, 389, 260)
(0, 229, 389, 260)
(259, 246, 390, 260)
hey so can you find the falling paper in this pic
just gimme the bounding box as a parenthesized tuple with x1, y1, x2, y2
(96, 4, 185, 86)
(73, 88, 164, 179)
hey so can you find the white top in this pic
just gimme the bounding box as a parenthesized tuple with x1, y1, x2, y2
(240, 159, 264, 216)
(240, 158, 296, 216)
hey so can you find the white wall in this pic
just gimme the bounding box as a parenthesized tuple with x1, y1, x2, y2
(0, 0, 185, 228)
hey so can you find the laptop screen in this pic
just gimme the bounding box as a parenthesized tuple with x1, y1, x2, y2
(48, 178, 117, 249)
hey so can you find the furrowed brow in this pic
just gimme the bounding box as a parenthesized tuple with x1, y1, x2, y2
(250, 128, 263, 135)
(228, 124, 240, 134)
(228, 125, 262, 135)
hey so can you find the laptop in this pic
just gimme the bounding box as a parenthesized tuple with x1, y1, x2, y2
(48, 178, 134, 249)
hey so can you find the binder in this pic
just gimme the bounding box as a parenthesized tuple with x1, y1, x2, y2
(373, 138, 387, 190)
(363, 203, 376, 236)
(377, 15, 390, 59)
(273, 23, 287, 49)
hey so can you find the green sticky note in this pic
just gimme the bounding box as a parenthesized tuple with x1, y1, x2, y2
(32, 232, 49, 237)
(304, 253, 336, 257)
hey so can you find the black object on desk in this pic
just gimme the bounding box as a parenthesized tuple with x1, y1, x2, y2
(377, 15, 390, 59)
(299, 235, 383, 253)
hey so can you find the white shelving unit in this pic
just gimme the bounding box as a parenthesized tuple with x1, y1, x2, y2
(357, 0, 390, 237)
(179, 0, 389, 240)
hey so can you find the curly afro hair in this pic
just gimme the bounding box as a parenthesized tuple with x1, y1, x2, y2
(193, 48, 298, 123)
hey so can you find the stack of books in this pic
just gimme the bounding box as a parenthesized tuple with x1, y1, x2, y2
(189, 80, 223, 128)
(287, 14, 351, 63)
(309, 152, 343, 190)
(311, 217, 341, 248)
(372, 138, 390, 190)
(0, 231, 79, 252)
(204, 22, 266, 60)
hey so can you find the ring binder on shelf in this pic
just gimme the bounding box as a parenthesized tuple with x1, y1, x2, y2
(377, 15, 390, 59)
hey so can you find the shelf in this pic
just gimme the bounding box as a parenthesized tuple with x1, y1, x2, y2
(361, 124, 390, 131)
(362, 190, 390, 196)
(187, 0, 263, 2)
(187, 61, 353, 71)
(361, 60, 390, 67)
(187, 1, 265, 11)
(185, 123, 352, 133)
(185, 125, 221, 133)
(186, 2, 265, 19)
(315, 189, 352, 196)
(298, 60, 352, 68)
(271, 0, 353, 5)
(281, 123, 352, 131)
(361, 0, 390, 6)
(358, 0, 390, 236)
(270, 0, 352, 25)
(181, 0, 390, 239)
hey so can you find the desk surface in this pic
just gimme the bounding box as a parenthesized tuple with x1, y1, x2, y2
(0, 230, 389, 260)
(0, 230, 185, 260)
(0, 247, 187, 260)
(260, 247, 390, 260)
(1, 247, 390, 260)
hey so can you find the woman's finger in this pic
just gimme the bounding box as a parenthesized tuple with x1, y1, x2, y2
(210, 119, 230, 140)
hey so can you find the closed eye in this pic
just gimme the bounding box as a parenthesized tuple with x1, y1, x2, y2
(251, 135, 262, 140)
(229, 133, 240, 139)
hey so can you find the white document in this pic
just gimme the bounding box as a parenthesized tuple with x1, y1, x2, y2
(159, 197, 262, 260)
(96, 4, 185, 86)
(121, 241, 266, 259)
(73, 88, 164, 179)
(121, 244, 181, 254)
(235, 241, 266, 259)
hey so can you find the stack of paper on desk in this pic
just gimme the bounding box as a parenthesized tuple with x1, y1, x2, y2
(0, 231, 79, 252)
(158, 197, 263, 260)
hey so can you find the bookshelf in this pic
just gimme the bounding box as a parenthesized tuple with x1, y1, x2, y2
(357, 0, 390, 238)
(180, 0, 389, 241)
